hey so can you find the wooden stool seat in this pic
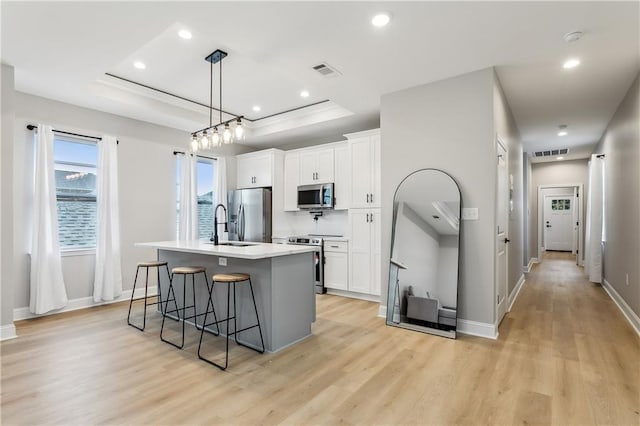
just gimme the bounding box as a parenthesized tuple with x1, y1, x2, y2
(172, 266, 206, 275)
(138, 260, 168, 268)
(212, 273, 251, 283)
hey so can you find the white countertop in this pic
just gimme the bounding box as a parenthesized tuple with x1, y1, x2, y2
(136, 240, 316, 260)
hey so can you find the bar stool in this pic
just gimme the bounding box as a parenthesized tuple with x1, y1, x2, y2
(198, 273, 265, 370)
(127, 260, 171, 331)
(160, 266, 211, 349)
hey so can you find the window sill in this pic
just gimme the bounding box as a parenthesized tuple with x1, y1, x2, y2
(61, 248, 96, 257)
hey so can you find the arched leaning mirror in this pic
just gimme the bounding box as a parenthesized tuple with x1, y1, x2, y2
(386, 169, 461, 339)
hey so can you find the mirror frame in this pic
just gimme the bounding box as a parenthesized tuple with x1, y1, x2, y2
(386, 168, 462, 339)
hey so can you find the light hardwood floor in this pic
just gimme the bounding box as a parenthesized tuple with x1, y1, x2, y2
(1, 252, 639, 425)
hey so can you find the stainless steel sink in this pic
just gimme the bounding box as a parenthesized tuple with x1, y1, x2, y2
(207, 242, 255, 247)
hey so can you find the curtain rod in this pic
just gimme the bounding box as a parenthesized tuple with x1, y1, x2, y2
(596, 154, 605, 158)
(26, 124, 119, 144)
(173, 151, 217, 161)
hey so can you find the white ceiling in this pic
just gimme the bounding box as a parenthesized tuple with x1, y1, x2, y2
(2, 2, 638, 157)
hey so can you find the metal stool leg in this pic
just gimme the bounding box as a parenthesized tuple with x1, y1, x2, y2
(127, 265, 143, 331)
(160, 273, 184, 349)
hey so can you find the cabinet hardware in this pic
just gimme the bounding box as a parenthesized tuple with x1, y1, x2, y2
(366, 213, 370, 223)
(370, 193, 374, 203)
(366, 194, 370, 203)
(370, 214, 373, 223)
(330, 245, 339, 248)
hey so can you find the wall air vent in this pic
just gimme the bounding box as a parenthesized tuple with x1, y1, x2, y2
(533, 148, 570, 158)
(312, 63, 342, 78)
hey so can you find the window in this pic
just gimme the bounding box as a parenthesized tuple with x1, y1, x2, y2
(176, 156, 216, 240)
(197, 158, 215, 240)
(53, 137, 98, 249)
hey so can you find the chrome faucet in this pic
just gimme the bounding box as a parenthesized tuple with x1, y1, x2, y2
(211, 204, 228, 246)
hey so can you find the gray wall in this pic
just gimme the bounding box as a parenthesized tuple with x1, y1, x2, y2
(493, 71, 525, 295)
(10, 92, 251, 312)
(593, 73, 639, 318)
(1, 64, 15, 331)
(529, 159, 588, 262)
(383, 68, 499, 325)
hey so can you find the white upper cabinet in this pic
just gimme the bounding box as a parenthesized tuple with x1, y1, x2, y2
(299, 147, 334, 185)
(236, 149, 279, 189)
(347, 130, 380, 208)
(333, 143, 349, 210)
(283, 152, 300, 211)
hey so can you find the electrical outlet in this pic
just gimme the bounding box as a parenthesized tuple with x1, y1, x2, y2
(462, 208, 479, 220)
(219, 257, 227, 266)
(626, 273, 629, 286)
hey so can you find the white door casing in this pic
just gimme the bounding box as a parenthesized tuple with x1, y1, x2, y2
(543, 194, 574, 251)
(496, 140, 508, 325)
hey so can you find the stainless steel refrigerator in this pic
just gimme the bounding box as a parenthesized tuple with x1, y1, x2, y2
(227, 188, 272, 242)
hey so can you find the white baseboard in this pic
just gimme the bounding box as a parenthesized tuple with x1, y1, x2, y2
(523, 257, 538, 273)
(13, 287, 158, 321)
(508, 274, 526, 312)
(378, 304, 387, 318)
(456, 319, 498, 340)
(602, 279, 640, 337)
(326, 289, 380, 303)
(0, 324, 17, 341)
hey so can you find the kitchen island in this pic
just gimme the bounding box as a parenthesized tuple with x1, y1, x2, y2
(136, 240, 317, 353)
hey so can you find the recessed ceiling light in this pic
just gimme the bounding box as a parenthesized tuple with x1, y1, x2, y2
(300, 90, 310, 98)
(252, 105, 261, 112)
(178, 29, 192, 40)
(372, 13, 391, 27)
(557, 156, 564, 160)
(558, 131, 568, 136)
(563, 58, 580, 69)
(133, 61, 146, 70)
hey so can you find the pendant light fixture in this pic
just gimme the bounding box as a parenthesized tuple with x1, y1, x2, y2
(190, 49, 244, 152)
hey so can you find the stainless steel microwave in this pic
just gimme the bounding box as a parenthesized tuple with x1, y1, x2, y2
(297, 183, 335, 209)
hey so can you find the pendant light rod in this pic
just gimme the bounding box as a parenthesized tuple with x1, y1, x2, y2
(191, 115, 245, 136)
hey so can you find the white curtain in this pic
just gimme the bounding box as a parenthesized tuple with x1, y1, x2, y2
(179, 153, 198, 240)
(93, 136, 122, 302)
(214, 156, 227, 240)
(30, 124, 68, 314)
(585, 154, 605, 283)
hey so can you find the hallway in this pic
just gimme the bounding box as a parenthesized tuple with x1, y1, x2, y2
(1, 252, 638, 425)
(499, 251, 639, 424)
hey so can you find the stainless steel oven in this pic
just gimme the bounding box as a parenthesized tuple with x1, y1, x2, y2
(287, 236, 325, 294)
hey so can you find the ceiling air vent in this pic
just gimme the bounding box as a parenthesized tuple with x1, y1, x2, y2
(533, 148, 570, 158)
(312, 62, 342, 78)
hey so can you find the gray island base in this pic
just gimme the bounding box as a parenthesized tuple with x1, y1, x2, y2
(137, 241, 316, 353)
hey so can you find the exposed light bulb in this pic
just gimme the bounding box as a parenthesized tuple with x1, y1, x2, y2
(211, 128, 220, 146)
(190, 135, 199, 152)
(200, 131, 209, 149)
(235, 119, 244, 140)
(223, 124, 232, 144)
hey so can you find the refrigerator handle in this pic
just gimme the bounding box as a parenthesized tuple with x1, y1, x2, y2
(239, 204, 246, 241)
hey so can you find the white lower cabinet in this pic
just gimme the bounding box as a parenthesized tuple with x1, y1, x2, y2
(348, 209, 381, 296)
(324, 241, 348, 291)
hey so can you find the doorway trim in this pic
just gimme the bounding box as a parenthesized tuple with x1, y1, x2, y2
(495, 137, 509, 325)
(537, 183, 584, 264)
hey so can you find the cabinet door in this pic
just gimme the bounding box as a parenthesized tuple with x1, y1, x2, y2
(349, 210, 372, 294)
(350, 137, 372, 208)
(333, 144, 349, 210)
(284, 153, 300, 211)
(252, 154, 273, 187)
(370, 135, 381, 208)
(299, 151, 317, 185)
(324, 251, 348, 291)
(370, 209, 382, 296)
(236, 157, 256, 189)
(315, 148, 334, 183)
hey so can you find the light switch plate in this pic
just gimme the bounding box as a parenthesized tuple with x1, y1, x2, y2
(462, 208, 479, 220)
(218, 257, 227, 266)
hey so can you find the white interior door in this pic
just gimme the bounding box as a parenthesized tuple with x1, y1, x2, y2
(544, 195, 574, 251)
(496, 141, 508, 324)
